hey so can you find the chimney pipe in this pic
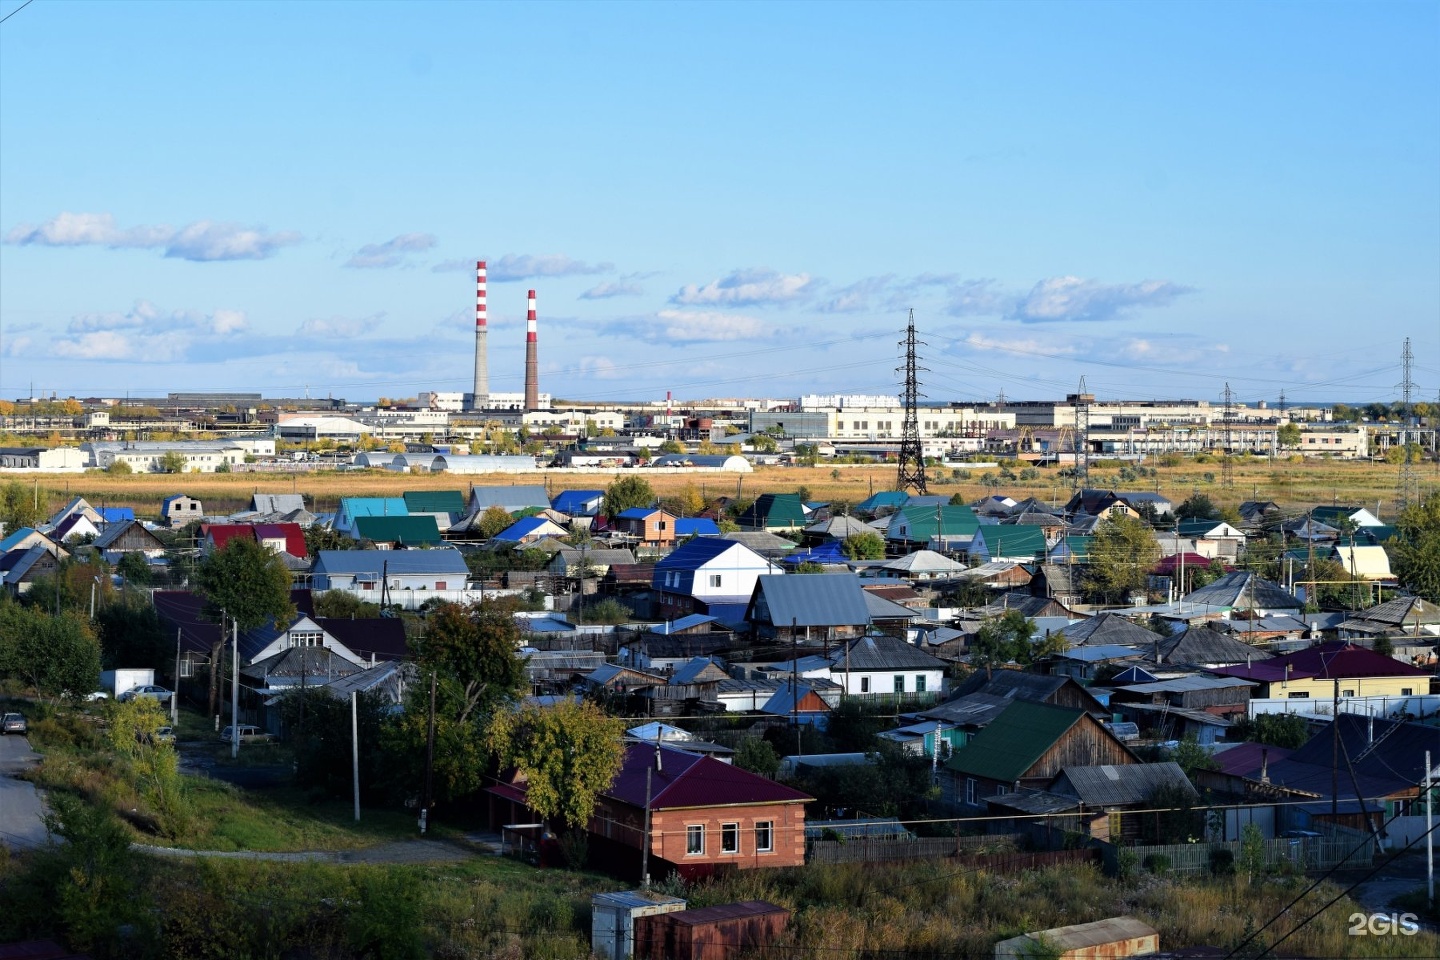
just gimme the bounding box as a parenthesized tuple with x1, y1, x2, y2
(524, 289, 539, 411)
(1260, 747, 1269, 783)
(472, 260, 488, 408)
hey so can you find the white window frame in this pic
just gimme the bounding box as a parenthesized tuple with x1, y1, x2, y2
(709, 574, 722, 588)
(754, 820, 773, 853)
(966, 778, 977, 805)
(686, 824, 705, 856)
(721, 822, 739, 855)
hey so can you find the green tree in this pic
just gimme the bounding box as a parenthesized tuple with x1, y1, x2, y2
(1231, 712, 1310, 749)
(0, 603, 102, 699)
(1169, 736, 1219, 782)
(115, 550, 151, 586)
(304, 524, 352, 555)
(750, 434, 779, 454)
(1392, 492, 1440, 602)
(413, 602, 526, 726)
(1276, 422, 1302, 449)
(970, 610, 1035, 678)
(103, 460, 133, 475)
(1175, 493, 1221, 521)
(794, 443, 820, 466)
(842, 531, 886, 560)
(194, 536, 295, 630)
(0, 479, 46, 531)
(312, 590, 382, 619)
(658, 439, 685, 454)
(1087, 514, 1161, 604)
(603, 475, 655, 518)
(158, 451, 188, 474)
(734, 737, 780, 777)
(476, 505, 516, 539)
(794, 561, 826, 574)
(487, 698, 627, 829)
(94, 596, 167, 672)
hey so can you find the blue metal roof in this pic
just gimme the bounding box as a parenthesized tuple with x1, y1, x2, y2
(493, 516, 557, 542)
(0, 527, 39, 552)
(99, 507, 134, 522)
(749, 573, 871, 627)
(341, 497, 408, 518)
(648, 614, 719, 634)
(674, 518, 720, 536)
(655, 536, 748, 571)
(617, 507, 658, 520)
(551, 490, 605, 514)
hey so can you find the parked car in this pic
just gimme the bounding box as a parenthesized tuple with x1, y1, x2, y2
(118, 684, 173, 704)
(1, 712, 28, 735)
(219, 725, 275, 744)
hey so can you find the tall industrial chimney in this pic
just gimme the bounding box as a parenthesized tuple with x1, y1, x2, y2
(524, 288, 539, 411)
(472, 260, 488, 408)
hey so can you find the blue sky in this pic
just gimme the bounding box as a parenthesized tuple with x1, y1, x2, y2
(2, 0, 1436, 408)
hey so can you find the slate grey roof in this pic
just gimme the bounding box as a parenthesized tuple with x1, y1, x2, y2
(915, 691, 1014, 727)
(1155, 625, 1273, 666)
(803, 515, 872, 539)
(252, 493, 307, 515)
(1342, 596, 1440, 627)
(1051, 761, 1196, 807)
(751, 573, 871, 627)
(467, 484, 550, 513)
(863, 591, 919, 622)
(949, 671, 1073, 702)
(1062, 612, 1163, 648)
(835, 634, 946, 671)
(312, 549, 468, 577)
(1115, 675, 1255, 695)
(985, 789, 1082, 815)
(1181, 571, 1301, 610)
(721, 531, 798, 554)
(93, 519, 165, 551)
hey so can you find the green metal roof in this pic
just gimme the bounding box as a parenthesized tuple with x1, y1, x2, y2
(403, 490, 466, 514)
(1060, 536, 1092, 561)
(738, 493, 808, 529)
(974, 525, 1047, 558)
(354, 515, 443, 545)
(944, 700, 1085, 783)
(892, 504, 979, 539)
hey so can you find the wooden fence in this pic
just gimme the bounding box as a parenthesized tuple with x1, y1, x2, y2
(1101, 833, 1375, 877)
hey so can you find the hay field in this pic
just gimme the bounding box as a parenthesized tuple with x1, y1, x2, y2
(18, 455, 1436, 522)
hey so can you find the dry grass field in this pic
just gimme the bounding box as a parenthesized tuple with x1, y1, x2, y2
(19, 455, 1438, 522)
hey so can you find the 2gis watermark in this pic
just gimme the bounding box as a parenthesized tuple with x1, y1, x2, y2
(1347, 912, 1421, 936)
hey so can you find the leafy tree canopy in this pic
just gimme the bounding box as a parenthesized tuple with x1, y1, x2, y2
(1087, 514, 1161, 604)
(488, 699, 627, 829)
(1392, 492, 1440, 602)
(1175, 493, 1221, 522)
(194, 536, 295, 631)
(0, 603, 102, 699)
(0, 479, 46, 532)
(412, 602, 526, 726)
(842, 531, 886, 560)
(603, 475, 655, 518)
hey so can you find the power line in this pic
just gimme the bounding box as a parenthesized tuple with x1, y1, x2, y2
(0, 0, 36, 25)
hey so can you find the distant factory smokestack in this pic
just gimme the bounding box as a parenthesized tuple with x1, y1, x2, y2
(524, 288, 539, 411)
(472, 260, 488, 407)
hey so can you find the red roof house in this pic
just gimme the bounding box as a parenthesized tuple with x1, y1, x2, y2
(203, 522, 307, 558)
(488, 742, 811, 881)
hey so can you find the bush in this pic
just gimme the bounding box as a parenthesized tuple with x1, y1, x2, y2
(1115, 846, 1139, 882)
(1143, 853, 1171, 875)
(1209, 848, 1235, 876)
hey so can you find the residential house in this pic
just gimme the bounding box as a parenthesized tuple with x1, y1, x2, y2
(93, 519, 168, 562)
(402, 490, 467, 532)
(1046, 762, 1197, 841)
(885, 505, 979, 552)
(943, 700, 1138, 810)
(1179, 571, 1302, 617)
(734, 493, 807, 532)
(955, 560, 1033, 591)
(745, 573, 871, 645)
(653, 538, 783, 624)
(547, 547, 637, 580)
(827, 634, 947, 702)
(612, 508, 679, 548)
(0, 543, 63, 595)
(944, 672, 1110, 718)
(1174, 519, 1246, 561)
(1114, 491, 1175, 519)
(354, 515, 443, 548)
(488, 742, 812, 881)
(551, 489, 606, 517)
(1063, 489, 1139, 520)
(720, 530, 797, 561)
(1310, 505, 1385, 530)
(1209, 641, 1431, 702)
(674, 518, 722, 537)
(493, 516, 569, 545)
(1060, 612, 1161, 649)
(874, 549, 965, 582)
(49, 512, 101, 543)
(968, 525, 1047, 563)
(1150, 624, 1273, 669)
(1048, 644, 1147, 681)
(855, 490, 910, 518)
(465, 484, 551, 516)
(162, 494, 205, 526)
(1109, 675, 1255, 741)
(334, 497, 408, 538)
(1047, 536, 1092, 565)
(802, 515, 872, 545)
(1337, 596, 1440, 642)
(311, 549, 469, 594)
(1029, 564, 1084, 607)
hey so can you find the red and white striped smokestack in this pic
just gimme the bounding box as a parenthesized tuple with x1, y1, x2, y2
(472, 260, 488, 407)
(524, 288, 539, 411)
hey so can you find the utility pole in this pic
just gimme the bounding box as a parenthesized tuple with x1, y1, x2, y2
(1427, 750, 1434, 911)
(1221, 382, 1235, 490)
(231, 619, 240, 760)
(421, 671, 436, 834)
(896, 309, 928, 495)
(352, 690, 361, 822)
(172, 628, 181, 725)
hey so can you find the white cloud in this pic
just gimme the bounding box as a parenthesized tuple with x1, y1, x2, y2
(961, 331, 1078, 356)
(578, 356, 623, 379)
(298, 314, 384, 338)
(672, 268, 815, 307)
(601, 309, 771, 345)
(33, 300, 249, 362)
(344, 233, 437, 269)
(820, 275, 895, 313)
(1007, 276, 1191, 323)
(430, 259, 473, 273)
(580, 280, 644, 300)
(5, 212, 301, 261)
(945, 279, 1016, 317)
(489, 253, 613, 282)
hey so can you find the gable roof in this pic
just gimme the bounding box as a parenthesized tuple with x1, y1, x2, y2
(93, 519, 166, 551)
(888, 504, 980, 541)
(316, 616, 409, 662)
(1181, 571, 1301, 610)
(354, 515, 442, 545)
(254, 522, 307, 558)
(945, 701, 1091, 782)
(804, 515, 872, 539)
(881, 549, 964, 575)
(674, 517, 721, 537)
(834, 634, 947, 671)
(551, 489, 606, 515)
(972, 525, 1047, 559)
(656, 536, 770, 573)
(1211, 641, 1429, 683)
(252, 493, 306, 515)
(1051, 761, 1196, 806)
(1061, 612, 1161, 648)
(340, 497, 409, 519)
(403, 490, 466, 515)
(467, 484, 550, 513)
(856, 491, 910, 514)
(749, 573, 871, 628)
(1155, 624, 1272, 666)
(312, 549, 468, 577)
(735, 493, 808, 529)
(493, 516, 566, 542)
(605, 742, 811, 810)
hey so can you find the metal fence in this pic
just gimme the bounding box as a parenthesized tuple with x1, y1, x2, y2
(806, 832, 1022, 865)
(1101, 833, 1374, 877)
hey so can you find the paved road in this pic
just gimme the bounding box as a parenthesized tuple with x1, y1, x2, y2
(0, 731, 49, 850)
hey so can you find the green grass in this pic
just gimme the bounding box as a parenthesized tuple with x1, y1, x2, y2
(177, 779, 431, 852)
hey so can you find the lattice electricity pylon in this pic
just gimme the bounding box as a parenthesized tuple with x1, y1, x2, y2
(1396, 337, 1419, 510)
(1071, 377, 1091, 490)
(896, 309, 928, 495)
(1221, 382, 1235, 489)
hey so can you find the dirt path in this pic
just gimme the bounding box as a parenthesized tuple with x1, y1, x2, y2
(133, 832, 503, 865)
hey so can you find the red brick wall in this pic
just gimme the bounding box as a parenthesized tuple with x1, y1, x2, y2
(648, 804, 806, 872)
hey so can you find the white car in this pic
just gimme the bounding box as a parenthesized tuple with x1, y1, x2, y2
(118, 684, 173, 704)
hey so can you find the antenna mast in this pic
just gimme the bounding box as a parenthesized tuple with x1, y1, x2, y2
(896, 309, 928, 495)
(1397, 337, 1419, 510)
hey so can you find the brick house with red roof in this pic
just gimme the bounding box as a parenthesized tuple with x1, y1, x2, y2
(488, 742, 811, 882)
(1208, 641, 1431, 701)
(202, 522, 307, 559)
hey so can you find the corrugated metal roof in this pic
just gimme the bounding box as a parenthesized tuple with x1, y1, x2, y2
(751, 573, 870, 627)
(1181, 571, 1300, 610)
(354, 515, 442, 544)
(837, 634, 947, 671)
(312, 549, 467, 576)
(945, 700, 1088, 783)
(1063, 612, 1161, 648)
(1052, 762, 1195, 806)
(605, 743, 810, 810)
(403, 490, 465, 514)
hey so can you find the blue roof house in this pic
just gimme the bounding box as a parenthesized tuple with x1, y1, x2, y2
(653, 537, 783, 624)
